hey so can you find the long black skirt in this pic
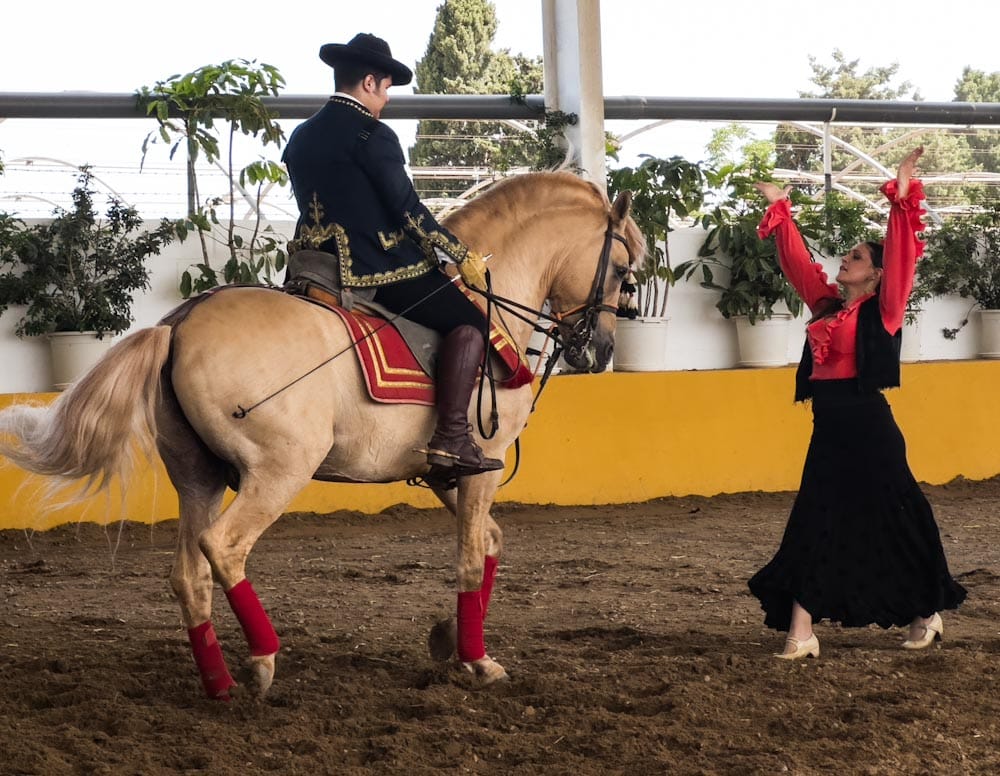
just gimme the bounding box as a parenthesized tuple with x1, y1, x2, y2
(748, 379, 967, 632)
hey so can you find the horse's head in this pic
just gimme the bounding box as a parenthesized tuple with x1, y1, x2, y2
(444, 172, 645, 373)
(548, 188, 644, 373)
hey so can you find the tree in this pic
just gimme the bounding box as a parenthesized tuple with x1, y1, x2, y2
(954, 67, 1000, 173)
(774, 49, 919, 176)
(770, 50, 975, 208)
(675, 154, 804, 324)
(954, 66, 1000, 102)
(707, 123, 775, 169)
(409, 0, 543, 199)
(137, 60, 289, 296)
(0, 168, 175, 337)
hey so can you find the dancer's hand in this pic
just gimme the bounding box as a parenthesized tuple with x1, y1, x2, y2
(753, 182, 793, 204)
(897, 146, 924, 198)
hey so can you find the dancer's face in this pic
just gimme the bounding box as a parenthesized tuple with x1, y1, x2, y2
(837, 243, 882, 293)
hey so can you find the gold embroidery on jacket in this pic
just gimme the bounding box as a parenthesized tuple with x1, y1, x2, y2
(291, 195, 436, 288)
(328, 95, 374, 118)
(339, 247, 435, 288)
(289, 194, 339, 253)
(403, 211, 469, 262)
(378, 228, 405, 251)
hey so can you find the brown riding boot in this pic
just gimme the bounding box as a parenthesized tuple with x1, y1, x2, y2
(425, 325, 504, 476)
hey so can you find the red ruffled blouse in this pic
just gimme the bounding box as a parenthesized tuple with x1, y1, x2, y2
(757, 179, 926, 380)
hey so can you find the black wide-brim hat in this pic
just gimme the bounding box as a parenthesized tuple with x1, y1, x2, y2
(319, 33, 413, 86)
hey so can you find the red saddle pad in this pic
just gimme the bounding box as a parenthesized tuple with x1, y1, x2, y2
(330, 307, 437, 405)
(330, 285, 534, 406)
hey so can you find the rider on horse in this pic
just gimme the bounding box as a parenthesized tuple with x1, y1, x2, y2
(282, 33, 502, 479)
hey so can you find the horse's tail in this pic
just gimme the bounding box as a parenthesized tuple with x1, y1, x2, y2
(0, 325, 173, 496)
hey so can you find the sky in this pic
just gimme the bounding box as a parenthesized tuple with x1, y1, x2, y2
(1, 0, 999, 216)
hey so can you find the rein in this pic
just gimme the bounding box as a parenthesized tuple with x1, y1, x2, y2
(231, 218, 630, 487)
(467, 220, 631, 409)
(553, 225, 626, 368)
(231, 276, 461, 419)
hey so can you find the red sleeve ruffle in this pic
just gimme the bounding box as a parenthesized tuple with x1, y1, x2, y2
(757, 198, 792, 240)
(880, 178, 927, 258)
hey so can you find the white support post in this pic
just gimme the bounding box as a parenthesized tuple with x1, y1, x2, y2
(541, 0, 606, 186)
(823, 120, 832, 195)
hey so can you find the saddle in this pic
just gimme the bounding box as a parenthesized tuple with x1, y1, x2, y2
(284, 250, 532, 406)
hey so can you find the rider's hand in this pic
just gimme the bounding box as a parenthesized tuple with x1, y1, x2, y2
(458, 251, 489, 290)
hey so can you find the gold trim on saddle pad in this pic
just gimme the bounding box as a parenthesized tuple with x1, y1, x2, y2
(329, 307, 436, 406)
(455, 281, 533, 388)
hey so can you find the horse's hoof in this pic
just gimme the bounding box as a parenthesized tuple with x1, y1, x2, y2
(461, 655, 509, 685)
(428, 617, 457, 661)
(249, 654, 276, 696)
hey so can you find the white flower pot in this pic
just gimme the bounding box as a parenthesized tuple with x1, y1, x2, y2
(48, 331, 116, 391)
(734, 314, 792, 368)
(978, 309, 1000, 358)
(613, 317, 669, 372)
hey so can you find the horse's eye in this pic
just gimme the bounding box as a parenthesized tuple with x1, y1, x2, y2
(613, 265, 629, 280)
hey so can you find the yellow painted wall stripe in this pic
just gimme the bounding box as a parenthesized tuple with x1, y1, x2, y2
(2, 360, 998, 530)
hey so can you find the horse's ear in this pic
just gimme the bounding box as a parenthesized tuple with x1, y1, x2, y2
(611, 190, 632, 223)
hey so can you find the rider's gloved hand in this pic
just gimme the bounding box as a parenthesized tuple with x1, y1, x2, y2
(458, 251, 489, 290)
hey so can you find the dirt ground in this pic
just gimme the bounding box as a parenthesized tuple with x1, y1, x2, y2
(1, 477, 999, 776)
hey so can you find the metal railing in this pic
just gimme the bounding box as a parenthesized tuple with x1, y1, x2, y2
(4, 92, 1000, 124)
(4, 92, 1000, 218)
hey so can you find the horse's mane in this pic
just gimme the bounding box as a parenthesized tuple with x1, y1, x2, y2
(444, 171, 645, 264)
(446, 172, 605, 227)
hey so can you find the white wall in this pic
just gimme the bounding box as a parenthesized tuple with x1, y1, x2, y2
(0, 222, 982, 394)
(657, 226, 980, 371)
(0, 221, 294, 393)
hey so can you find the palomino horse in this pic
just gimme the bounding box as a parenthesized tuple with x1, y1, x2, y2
(0, 171, 643, 700)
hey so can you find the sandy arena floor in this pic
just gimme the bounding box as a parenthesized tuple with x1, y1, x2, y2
(1, 477, 999, 775)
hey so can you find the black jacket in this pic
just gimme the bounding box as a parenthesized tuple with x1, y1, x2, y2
(282, 96, 469, 288)
(794, 295, 902, 401)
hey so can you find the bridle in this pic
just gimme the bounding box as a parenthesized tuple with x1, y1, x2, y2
(548, 220, 633, 368)
(454, 217, 633, 488)
(231, 218, 634, 424)
(228, 215, 635, 491)
(471, 218, 633, 351)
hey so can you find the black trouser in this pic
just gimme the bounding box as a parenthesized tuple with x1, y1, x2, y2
(372, 270, 488, 336)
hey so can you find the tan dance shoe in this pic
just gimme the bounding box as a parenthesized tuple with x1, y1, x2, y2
(902, 612, 943, 650)
(774, 633, 820, 660)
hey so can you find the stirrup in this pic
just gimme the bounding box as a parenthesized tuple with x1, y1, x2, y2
(418, 436, 504, 473)
(420, 446, 504, 474)
(423, 446, 462, 468)
(420, 464, 458, 491)
(453, 456, 505, 475)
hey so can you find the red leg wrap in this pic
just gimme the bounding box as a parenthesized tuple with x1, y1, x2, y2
(480, 555, 498, 620)
(225, 579, 281, 657)
(457, 590, 486, 662)
(188, 621, 236, 700)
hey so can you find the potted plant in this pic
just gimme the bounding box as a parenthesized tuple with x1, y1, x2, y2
(895, 253, 934, 363)
(0, 167, 175, 388)
(136, 59, 289, 297)
(919, 192, 1000, 356)
(674, 158, 802, 367)
(607, 154, 709, 370)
